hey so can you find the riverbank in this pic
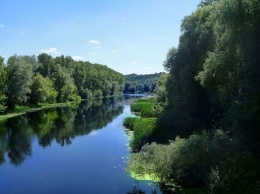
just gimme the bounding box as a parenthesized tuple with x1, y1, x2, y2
(0, 101, 80, 121)
(0, 94, 128, 122)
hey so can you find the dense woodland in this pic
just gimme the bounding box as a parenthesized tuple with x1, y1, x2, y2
(0, 54, 125, 113)
(127, 0, 260, 193)
(123, 73, 165, 93)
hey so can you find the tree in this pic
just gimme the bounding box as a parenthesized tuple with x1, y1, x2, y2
(163, 47, 177, 72)
(162, 5, 214, 132)
(30, 74, 57, 103)
(22, 55, 40, 71)
(198, 0, 217, 7)
(6, 55, 33, 107)
(155, 74, 168, 104)
(124, 73, 164, 93)
(0, 56, 7, 112)
(51, 64, 78, 102)
(37, 53, 54, 77)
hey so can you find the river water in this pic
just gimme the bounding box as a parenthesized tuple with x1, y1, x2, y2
(0, 95, 160, 194)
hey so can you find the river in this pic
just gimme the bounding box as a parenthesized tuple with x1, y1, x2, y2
(0, 95, 160, 194)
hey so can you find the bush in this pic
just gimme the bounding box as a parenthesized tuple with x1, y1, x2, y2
(127, 130, 260, 192)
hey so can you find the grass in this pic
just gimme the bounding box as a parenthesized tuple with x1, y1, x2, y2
(131, 98, 155, 117)
(130, 117, 157, 151)
(123, 117, 139, 130)
(123, 97, 158, 151)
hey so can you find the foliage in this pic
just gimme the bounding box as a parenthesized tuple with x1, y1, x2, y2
(123, 117, 139, 130)
(129, 0, 260, 193)
(128, 117, 157, 152)
(73, 61, 125, 98)
(124, 73, 165, 94)
(131, 98, 155, 117)
(154, 74, 168, 115)
(6, 55, 33, 107)
(128, 130, 260, 193)
(0, 56, 7, 112)
(0, 53, 125, 113)
(30, 74, 57, 103)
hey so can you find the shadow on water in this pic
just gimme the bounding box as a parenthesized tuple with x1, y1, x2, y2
(0, 96, 128, 166)
(126, 185, 159, 194)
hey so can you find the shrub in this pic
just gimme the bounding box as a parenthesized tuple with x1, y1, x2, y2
(128, 130, 260, 192)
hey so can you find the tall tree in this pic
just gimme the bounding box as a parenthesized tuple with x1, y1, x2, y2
(163, 5, 214, 132)
(51, 64, 78, 102)
(37, 53, 54, 77)
(0, 56, 7, 112)
(6, 55, 33, 107)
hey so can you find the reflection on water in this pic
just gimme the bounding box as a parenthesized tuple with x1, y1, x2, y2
(0, 97, 125, 166)
(0, 94, 159, 194)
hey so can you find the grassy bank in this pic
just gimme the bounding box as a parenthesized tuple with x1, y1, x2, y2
(0, 101, 80, 121)
(123, 98, 157, 151)
(130, 97, 155, 117)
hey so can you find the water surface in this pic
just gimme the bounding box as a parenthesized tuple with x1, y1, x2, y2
(0, 96, 160, 194)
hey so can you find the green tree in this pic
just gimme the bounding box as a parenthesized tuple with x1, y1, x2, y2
(22, 55, 40, 71)
(163, 47, 177, 72)
(30, 74, 57, 103)
(155, 74, 168, 106)
(37, 53, 54, 77)
(6, 55, 33, 107)
(162, 5, 214, 132)
(51, 64, 79, 102)
(0, 56, 7, 112)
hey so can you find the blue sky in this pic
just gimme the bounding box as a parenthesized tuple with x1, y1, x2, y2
(0, 0, 200, 74)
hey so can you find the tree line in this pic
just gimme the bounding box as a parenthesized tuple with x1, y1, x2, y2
(123, 73, 166, 94)
(0, 54, 125, 113)
(128, 0, 260, 193)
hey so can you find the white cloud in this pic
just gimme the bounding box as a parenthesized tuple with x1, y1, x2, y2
(112, 50, 117, 53)
(129, 61, 137, 64)
(0, 24, 5, 28)
(40, 47, 60, 54)
(72, 56, 84, 61)
(88, 40, 100, 45)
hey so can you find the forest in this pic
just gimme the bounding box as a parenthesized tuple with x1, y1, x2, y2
(123, 73, 166, 94)
(126, 0, 260, 193)
(0, 54, 125, 114)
